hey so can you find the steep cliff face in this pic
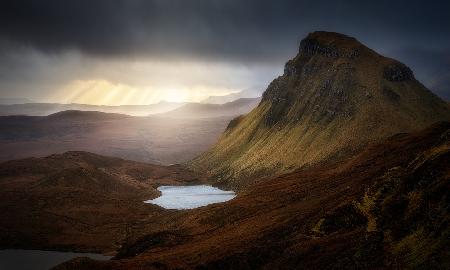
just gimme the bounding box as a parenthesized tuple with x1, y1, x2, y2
(190, 31, 450, 189)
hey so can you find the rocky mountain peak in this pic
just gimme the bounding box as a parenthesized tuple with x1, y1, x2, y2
(191, 32, 450, 189)
(262, 31, 421, 127)
(298, 31, 361, 59)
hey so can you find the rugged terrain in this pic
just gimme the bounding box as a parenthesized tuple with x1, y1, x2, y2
(0, 152, 205, 253)
(54, 122, 450, 270)
(190, 31, 450, 189)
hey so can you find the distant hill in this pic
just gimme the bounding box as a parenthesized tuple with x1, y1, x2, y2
(190, 31, 450, 189)
(201, 87, 262, 104)
(0, 101, 184, 116)
(47, 110, 131, 121)
(160, 97, 261, 119)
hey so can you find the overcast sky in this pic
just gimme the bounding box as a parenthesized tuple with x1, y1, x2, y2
(1, 0, 449, 105)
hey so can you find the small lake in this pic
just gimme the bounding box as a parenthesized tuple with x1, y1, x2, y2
(144, 185, 236, 210)
(0, 249, 111, 270)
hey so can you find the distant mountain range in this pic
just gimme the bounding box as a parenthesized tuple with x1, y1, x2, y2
(190, 31, 450, 189)
(0, 92, 258, 117)
(0, 101, 185, 116)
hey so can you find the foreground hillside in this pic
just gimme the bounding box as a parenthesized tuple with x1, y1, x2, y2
(54, 122, 450, 269)
(0, 152, 204, 253)
(190, 31, 450, 189)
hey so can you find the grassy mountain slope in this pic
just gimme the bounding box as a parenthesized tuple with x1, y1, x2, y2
(190, 32, 450, 189)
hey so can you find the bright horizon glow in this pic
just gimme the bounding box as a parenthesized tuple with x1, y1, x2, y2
(47, 79, 239, 106)
(0, 50, 278, 106)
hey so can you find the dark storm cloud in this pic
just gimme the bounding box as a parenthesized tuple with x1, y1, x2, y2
(0, 0, 449, 99)
(1, 0, 449, 61)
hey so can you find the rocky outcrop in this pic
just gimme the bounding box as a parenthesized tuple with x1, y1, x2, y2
(299, 35, 360, 59)
(383, 63, 415, 81)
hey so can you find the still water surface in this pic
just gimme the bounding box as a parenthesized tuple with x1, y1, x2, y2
(144, 185, 236, 209)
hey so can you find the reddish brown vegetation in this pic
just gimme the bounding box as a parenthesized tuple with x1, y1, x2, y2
(0, 152, 206, 253)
